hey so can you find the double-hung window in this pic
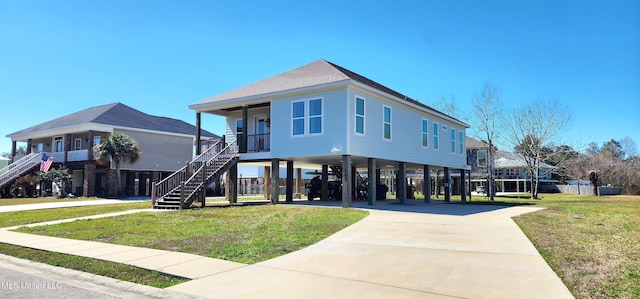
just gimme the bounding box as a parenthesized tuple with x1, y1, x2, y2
(421, 119, 428, 147)
(383, 106, 391, 140)
(450, 128, 456, 153)
(74, 138, 82, 150)
(477, 150, 487, 167)
(433, 123, 439, 149)
(458, 131, 464, 154)
(292, 98, 323, 136)
(355, 97, 365, 134)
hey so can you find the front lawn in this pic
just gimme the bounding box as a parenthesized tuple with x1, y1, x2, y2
(14, 205, 368, 264)
(0, 202, 151, 228)
(475, 194, 640, 299)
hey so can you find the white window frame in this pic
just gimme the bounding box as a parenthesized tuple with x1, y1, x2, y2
(355, 96, 365, 135)
(458, 131, 464, 154)
(235, 118, 244, 137)
(291, 97, 323, 137)
(308, 98, 323, 135)
(383, 105, 391, 140)
(74, 138, 82, 151)
(292, 100, 305, 136)
(421, 119, 428, 148)
(53, 136, 63, 152)
(477, 149, 487, 167)
(93, 136, 101, 146)
(433, 122, 439, 150)
(450, 128, 456, 153)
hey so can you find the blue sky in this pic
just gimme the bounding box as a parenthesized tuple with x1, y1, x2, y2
(1, 0, 638, 155)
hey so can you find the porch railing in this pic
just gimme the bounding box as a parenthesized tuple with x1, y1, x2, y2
(246, 133, 270, 152)
(0, 152, 44, 189)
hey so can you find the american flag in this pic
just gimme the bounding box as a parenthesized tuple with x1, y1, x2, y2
(40, 153, 54, 172)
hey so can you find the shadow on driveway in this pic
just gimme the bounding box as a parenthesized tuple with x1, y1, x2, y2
(283, 198, 536, 216)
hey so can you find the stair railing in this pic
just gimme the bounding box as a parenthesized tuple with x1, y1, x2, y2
(180, 140, 239, 208)
(0, 152, 44, 188)
(153, 139, 239, 207)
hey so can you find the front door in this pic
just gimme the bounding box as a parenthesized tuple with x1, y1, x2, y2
(255, 116, 270, 151)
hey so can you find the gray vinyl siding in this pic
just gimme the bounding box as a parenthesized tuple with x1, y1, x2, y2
(346, 86, 467, 169)
(271, 88, 348, 158)
(115, 129, 193, 171)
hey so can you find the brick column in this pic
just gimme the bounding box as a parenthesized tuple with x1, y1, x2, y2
(106, 169, 117, 198)
(83, 162, 96, 197)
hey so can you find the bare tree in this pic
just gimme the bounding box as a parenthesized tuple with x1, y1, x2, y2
(471, 83, 502, 201)
(580, 138, 640, 195)
(505, 98, 571, 199)
(432, 92, 462, 119)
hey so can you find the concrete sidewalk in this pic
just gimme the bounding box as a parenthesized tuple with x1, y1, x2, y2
(0, 197, 149, 213)
(0, 200, 574, 299)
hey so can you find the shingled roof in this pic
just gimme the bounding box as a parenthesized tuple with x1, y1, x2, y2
(465, 136, 489, 149)
(190, 59, 468, 127)
(8, 103, 218, 138)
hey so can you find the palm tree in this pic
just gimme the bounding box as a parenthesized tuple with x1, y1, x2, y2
(95, 133, 141, 196)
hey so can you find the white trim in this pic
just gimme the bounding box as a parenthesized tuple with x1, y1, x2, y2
(355, 96, 366, 136)
(189, 80, 350, 113)
(382, 105, 392, 141)
(349, 80, 470, 128)
(190, 79, 470, 129)
(9, 122, 202, 142)
(450, 127, 456, 154)
(433, 122, 440, 150)
(458, 131, 464, 155)
(291, 97, 324, 137)
(53, 136, 63, 152)
(421, 118, 429, 148)
(477, 149, 488, 167)
(74, 138, 82, 151)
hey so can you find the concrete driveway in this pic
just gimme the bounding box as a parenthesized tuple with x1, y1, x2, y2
(167, 200, 574, 298)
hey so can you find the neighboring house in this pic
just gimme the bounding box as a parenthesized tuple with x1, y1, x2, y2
(493, 151, 557, 192)
(0, 156, 9, 169)
(3, 103, 218, 197)
(465, 136, 557, 193)
(187, 59, 470, 206)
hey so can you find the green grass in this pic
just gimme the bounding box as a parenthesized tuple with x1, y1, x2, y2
(0, 243, 189, 288)
(473, 193, 640, 299)
(0, 197, 103, 206)
(0, 202, 151, 228)
(15, 205, 368, 264)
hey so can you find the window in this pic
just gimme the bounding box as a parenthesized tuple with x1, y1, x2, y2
(355, 97, 365, 134)
(236, 119, 244, 138)
(383, 106, 391, 140)
(54, 137, 63, 152)
(37, 143, 43, 152)
(433, 123, 439, 149)
(292, 98, 323, 136)
(292, 101, 305, 135)
(309, 99, 322, 134)
(450, 128, 456, 153)
(74, 138, 82, 150)
(458, 131, 464, 154)
(93, 136, 101, 146)
(421, 119, 428, 147)
(477, 149, 487, 167)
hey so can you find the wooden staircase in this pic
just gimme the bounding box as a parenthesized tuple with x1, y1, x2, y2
(152, 140, 239, 209)
(0, 152, 45, 191)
